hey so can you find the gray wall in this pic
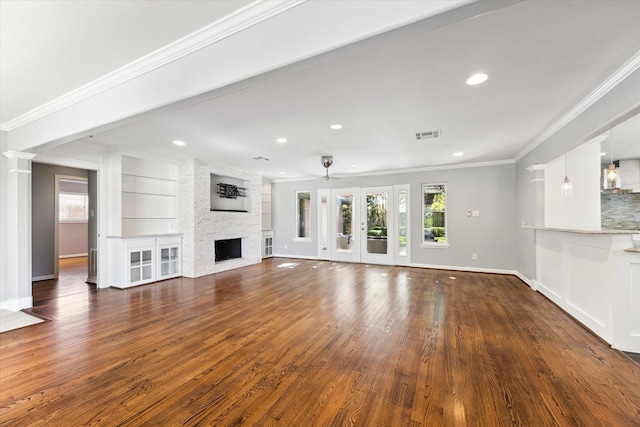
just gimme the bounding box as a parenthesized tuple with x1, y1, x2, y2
(272, 163, 517, 271)
(32, 163, 88, 278)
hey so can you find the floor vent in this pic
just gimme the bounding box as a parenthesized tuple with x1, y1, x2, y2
(87, 248, 97, 284)
(415, 130, 441, 140)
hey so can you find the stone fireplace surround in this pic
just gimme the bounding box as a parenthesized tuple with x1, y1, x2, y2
(178, 159, 262, 277)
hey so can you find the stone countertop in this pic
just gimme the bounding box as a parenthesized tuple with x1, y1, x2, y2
(521, 225, 639, 234)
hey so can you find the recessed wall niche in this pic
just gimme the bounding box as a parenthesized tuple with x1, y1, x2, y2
(210, 174, 250, 212)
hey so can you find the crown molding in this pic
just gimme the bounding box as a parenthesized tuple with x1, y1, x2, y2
(0, 0, 307, 133)
(515, 49, 640, 162)
(3, 150, 37, 160)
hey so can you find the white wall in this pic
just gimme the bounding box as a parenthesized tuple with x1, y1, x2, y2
(0, 131, 7, 304)
(544, 141, 601, 230)
(516, 67, 640, 284)
(179, 159, 262, 278)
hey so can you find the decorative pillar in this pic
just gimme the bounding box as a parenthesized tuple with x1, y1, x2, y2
(2, 150, 36, 310)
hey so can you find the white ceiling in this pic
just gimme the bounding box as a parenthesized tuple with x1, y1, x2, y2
(2, 0, 639, 179)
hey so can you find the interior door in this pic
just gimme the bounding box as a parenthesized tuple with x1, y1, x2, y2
(330, 188, 360, 263)
(360, 186, 394, 265)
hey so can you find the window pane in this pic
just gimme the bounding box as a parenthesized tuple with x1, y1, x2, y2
(398, 190, 407, 256)
(296, 191, 311, 238)
(336, 193, 354, 253)
(365, 192, 388, 255)
(59, 193, 88, 221)
(423, 184, 446, 244)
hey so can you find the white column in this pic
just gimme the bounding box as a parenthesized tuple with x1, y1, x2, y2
(2, 151, 37, 310)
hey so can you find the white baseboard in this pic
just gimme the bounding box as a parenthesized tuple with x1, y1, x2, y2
(59, 253, 88, 259)
(0, 297, 33, 311)
(32, 274, 55, 281)
(409, 262, 517, 276)
(271, 253, 319, 260)
(514, 271, 536, 289)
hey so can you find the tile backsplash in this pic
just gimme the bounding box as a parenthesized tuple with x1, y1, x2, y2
(601, 192, 640, 230)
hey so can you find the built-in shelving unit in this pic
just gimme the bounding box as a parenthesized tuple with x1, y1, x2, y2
(262, 230, 274, 258)
(122, 156, 178, 235)
(108, 234, 182, 288)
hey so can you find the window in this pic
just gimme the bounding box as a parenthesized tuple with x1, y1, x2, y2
(422, 184, 447, 245)
(296, 191, 311, 240)
(59, 193, 89, 222)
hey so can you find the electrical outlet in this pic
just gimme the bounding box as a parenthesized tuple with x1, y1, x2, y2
(472, 253, 478, 260)
(284, 244, 288, 250)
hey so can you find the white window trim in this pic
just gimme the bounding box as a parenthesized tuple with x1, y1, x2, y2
(295, 190, 312, 242)
(421, 182, 448, 248)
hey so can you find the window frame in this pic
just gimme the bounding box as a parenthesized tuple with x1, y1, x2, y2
(58, 192, 89, 223)
(294, 190, 312, 242)
(421, 183, 449, 248)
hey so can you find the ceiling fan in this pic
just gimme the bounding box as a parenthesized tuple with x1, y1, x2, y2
(321, 155, 333, 180)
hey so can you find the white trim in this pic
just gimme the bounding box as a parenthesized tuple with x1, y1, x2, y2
(271, 253, 319, 260)
(515, 48, 640, 161)
(59, 253, 88, 259)
(419, 243, 450, 249)
(3, 151, 37, 160)
(8, 169, 31, 174)
(272, 159, 515, 183)
(0, 0, 307, 132)
(31, 275, 55, 282)
(514, 271, 535, 289)
(0, 297, 34, 311)
(409, 263, 518, 276)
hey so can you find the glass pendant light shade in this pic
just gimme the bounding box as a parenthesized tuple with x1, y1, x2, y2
(560, 153, 572, 197)
(561, 176, 573, 197)
(607, 163, 618, 187)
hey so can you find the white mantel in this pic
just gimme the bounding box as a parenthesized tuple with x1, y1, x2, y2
(178, 159, 262, 278)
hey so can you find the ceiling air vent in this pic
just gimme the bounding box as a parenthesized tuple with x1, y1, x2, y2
(415, 130, 441, 140)
(252, 156, 270, 161)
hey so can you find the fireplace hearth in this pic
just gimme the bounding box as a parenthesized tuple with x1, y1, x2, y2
(215, 238, 242, 262)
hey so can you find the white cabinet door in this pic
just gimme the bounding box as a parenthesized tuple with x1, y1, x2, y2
(128, 247, 155, 286)
(158, 244, 181, 279)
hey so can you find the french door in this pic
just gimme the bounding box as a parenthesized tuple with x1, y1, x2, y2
(326, 186, 396, 265)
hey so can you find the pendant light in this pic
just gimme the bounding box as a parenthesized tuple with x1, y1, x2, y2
(606, 143, 618, 188)
(561, 153, 572, 197)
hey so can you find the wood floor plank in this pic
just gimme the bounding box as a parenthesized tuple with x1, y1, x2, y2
(1, 258, 640, 425)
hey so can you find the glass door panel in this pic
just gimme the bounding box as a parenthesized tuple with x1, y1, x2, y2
(330, 188, 360, 263)
(361, 187, 394, 265)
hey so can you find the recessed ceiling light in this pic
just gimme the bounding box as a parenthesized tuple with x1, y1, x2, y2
(600, 152, 606, 156)
(276, 137, 287, 143)
(466, 73, 488, 85)
(453, 152, 464, 156)
(279, 171, 287, 174)
(330, 123, 343, 130)
(173, 140, 186, 146)
(351, 164, 359, 167)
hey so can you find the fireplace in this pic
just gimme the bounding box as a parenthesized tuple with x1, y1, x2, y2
(215, 238, 242, 262)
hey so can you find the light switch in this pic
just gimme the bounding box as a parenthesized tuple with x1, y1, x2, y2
(472, 210, 480, 217)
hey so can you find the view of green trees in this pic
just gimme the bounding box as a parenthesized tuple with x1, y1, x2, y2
(424, 185, 446, 243)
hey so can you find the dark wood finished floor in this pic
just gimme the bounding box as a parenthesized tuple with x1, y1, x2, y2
(2, 258, 639, 425)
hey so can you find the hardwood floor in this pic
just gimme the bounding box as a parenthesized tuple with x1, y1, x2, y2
(2, 258, 639, 425)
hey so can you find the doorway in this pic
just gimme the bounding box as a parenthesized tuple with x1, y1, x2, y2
(320, 186, 408, 265)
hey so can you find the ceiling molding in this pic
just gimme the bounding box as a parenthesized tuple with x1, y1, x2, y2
(514, 48, 640, 162)
(0, 0, 307, 133)
(3, 150, 37, 160)
(271, 159, 516, 182)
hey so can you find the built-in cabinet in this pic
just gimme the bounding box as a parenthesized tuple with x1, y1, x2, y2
(108, 234, 182, 288)
(262, 230, 274, 258)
